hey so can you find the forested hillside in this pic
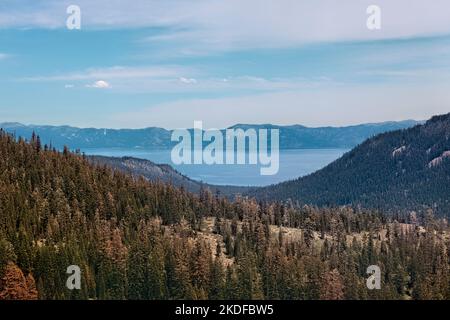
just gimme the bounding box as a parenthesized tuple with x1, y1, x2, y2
(88, 155, 249, 196)
(0, 130, 449, 300)
(250, 113, 450, 217)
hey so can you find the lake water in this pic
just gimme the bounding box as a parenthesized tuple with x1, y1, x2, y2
(82, 148, 348, 187)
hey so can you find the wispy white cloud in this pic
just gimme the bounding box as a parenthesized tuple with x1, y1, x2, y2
(86, 80, 111, 89)
(0, 53, 10, 60)
(22, 65, 191, 81)
(20, 64, 335, 93)
(357, 69, 450, 80)
(179, 77, 197, 84)
(2, 0, 450, 53)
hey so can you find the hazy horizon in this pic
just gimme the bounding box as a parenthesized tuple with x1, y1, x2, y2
(0, 117, 423, 131)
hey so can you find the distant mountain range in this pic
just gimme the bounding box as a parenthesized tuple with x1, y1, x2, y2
(248, 113, 450, 217)
(0, 120, 420, 150)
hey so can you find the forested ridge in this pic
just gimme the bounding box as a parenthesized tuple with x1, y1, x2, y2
(0, 129, 449, 300)
(250, 113, 450, 217)
(88, 155, 249, 196)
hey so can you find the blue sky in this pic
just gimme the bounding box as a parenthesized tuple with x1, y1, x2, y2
(1, 0, 450, 128)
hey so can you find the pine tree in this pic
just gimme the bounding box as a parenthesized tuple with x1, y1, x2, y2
(127, 242, 148, 300)
(236, 251, 264, 300)
(0, 262, 38, 300)
(320, 269, 345, 300)
(209, 256, 225, 299)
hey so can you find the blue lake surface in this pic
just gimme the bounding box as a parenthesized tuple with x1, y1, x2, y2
(82, 148, 348, 187)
